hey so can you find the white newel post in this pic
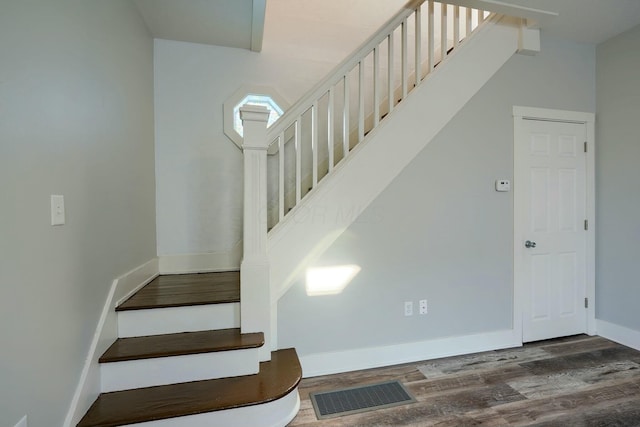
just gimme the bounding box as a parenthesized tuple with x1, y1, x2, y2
(239, 105, 272, 362)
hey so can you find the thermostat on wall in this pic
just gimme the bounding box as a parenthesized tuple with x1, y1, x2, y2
(495, 179, 511, 192)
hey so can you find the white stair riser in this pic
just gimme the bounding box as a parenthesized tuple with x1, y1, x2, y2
(100, 348, 260, 393)
(127, 388, 300, 427)
(117, 303, 240, 337)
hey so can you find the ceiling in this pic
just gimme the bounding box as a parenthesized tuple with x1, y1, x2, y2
(133, 0, 640, 50)
(133, 0, 265, 51)
(473, 0, 640, 44)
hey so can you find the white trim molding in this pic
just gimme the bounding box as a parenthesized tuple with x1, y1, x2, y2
(300, 329, 521, 378)
(250, 0, 266, 52)
(158, 241, 242, 274)
(512, 106, 596, 344)
(63, 258, 159, 427)
(597, 320, 640, 352)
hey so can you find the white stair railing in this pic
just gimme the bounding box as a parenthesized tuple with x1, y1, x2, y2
(262, 0, 489, 231)
(240, 1, 490, 353)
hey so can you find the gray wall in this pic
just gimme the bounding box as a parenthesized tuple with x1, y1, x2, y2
(0, 2, 156, 426)
(595, 24, 640, 331)
(153, 0, 406, 257)
(278, 34, 595, 356)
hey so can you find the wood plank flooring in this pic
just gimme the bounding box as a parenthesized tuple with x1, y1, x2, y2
(289, 335, 640, 426)
(117, 271, 240, 310)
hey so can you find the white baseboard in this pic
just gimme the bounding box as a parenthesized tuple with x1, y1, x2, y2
(596, 319, 640, 351)
(300, 329, 521, 378)
(159, 242, 242, 274)
(63, 258, 159, 427)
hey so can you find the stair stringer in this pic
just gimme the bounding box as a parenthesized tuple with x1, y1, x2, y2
(268, 15, 520, 303)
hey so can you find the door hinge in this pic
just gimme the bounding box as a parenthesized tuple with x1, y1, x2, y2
(584, 297, 589, 308)
(584, 141, 588, 153)
(584, 219, 589, 230)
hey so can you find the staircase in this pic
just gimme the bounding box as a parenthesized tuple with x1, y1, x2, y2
(77, 272, 301, 427)
(263, 5, 522, 300)
(72, 1, 530, 424)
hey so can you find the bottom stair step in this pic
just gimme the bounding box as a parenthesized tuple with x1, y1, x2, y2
(78, 348, 302, 427)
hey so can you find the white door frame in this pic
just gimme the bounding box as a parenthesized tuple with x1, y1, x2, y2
(513, 106, 596, 342)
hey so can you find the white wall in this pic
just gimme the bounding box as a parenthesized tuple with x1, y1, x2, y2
(154, 0, 406, 257)
(595, 24, 640, 331)
(0, 1, 156, 426)
(277, 34, 595, 359)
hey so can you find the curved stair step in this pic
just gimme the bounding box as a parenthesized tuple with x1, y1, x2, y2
(99, 329, 265, 392)
(78, 348, 301, 427)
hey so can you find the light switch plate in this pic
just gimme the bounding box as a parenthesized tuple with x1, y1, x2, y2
(51, 195, 65, 225)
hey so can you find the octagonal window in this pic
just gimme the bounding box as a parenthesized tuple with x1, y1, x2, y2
(224, 86, 289, 149)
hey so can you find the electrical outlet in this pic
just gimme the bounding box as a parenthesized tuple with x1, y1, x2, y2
(419, 299, 428, 315)
(404, 301, 413, 316)
(495, 179, 511, 192)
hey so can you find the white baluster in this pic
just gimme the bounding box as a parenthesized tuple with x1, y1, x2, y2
(312, 101, 318, 188)
(466, 7, 472, 38)
(415, 5, 422, 87)
(401, 18, 408, 99)
(373, 46, 380, 128)
(441, 3, 448, 61)
(358, 60, 365, 143)
(295, 117, 301, 204)
(278, 132, 284, 222)
(343, 74, 350, 158)
(388, 32, 394, 114)
(328, 87, 335, 172)
(454, 6, 460, 48)
(428, 1, 434, 71)
(239, 105, 271, 360)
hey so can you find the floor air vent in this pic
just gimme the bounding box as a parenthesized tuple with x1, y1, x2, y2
(309, 380, 416, 420)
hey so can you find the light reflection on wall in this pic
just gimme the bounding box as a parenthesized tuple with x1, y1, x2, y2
(305, 265, 361, 296)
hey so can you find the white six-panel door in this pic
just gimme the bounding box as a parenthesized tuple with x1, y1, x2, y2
(514, 107, 596, 343)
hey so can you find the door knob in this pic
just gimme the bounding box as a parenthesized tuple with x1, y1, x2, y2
(525, 240, 537, 249)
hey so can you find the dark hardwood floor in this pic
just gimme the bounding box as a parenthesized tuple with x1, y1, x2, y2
(117, 271, 240, 310)
(99, 328, 263, 363)
(289, 335, 640, 426)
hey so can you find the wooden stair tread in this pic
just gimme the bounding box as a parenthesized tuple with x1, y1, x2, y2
(78, 348, 301, 427)
(117, 271, 240, 311)
(99, 329, 264, 363)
